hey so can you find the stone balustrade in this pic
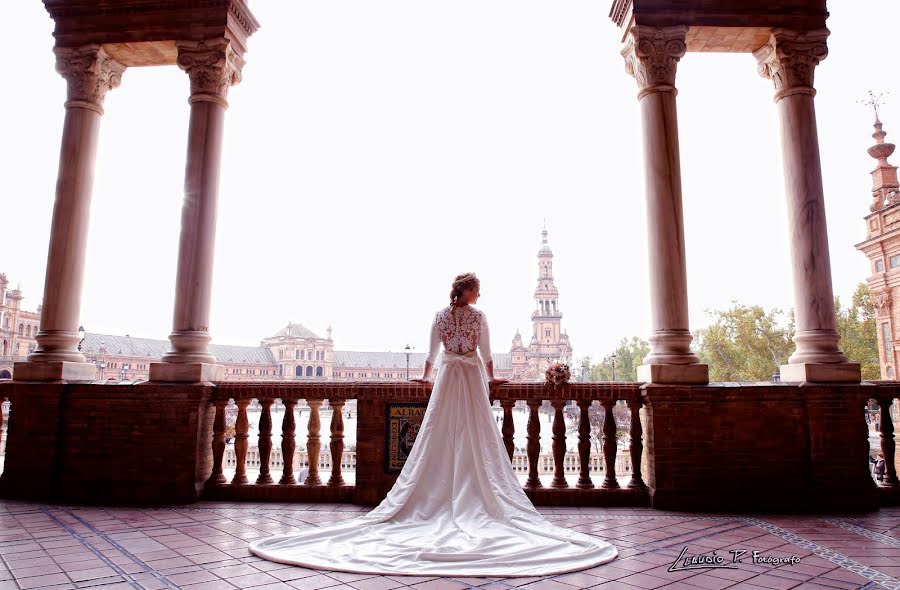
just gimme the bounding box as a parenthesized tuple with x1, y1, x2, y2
(205, 380, 649, 505)
(867, 383, 900, 494)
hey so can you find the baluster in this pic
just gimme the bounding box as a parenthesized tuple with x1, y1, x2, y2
(305, 399, 323, 485)
(879, 395, 899, 487)
(551, 400, 568, 488)
(526, 400, 542, 488)
(279, 397, 297, 484)
(577, 400, 593, 488)
(501, 400, 515, 461)
(601, 399, 619, 488)
(328, 399, 346, 486)
(256, 398, 274, 484)
(626, 398, 646, 488)
(232, 398, 250, 485)
(206, 399, 228, 486)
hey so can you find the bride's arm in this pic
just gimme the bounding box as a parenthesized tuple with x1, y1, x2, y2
(479, 311, 506, 385)
(412, 313, 439, 382)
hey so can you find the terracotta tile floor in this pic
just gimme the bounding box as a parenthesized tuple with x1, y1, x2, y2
(1, 501, 899, 590)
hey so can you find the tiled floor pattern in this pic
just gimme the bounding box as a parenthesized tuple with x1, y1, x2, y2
(1, 501, 899, 590)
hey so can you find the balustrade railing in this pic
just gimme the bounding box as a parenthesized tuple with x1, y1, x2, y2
(0, 396, 9, 475)
(206, 381, 648, 505)
(867, 386, 900, 490)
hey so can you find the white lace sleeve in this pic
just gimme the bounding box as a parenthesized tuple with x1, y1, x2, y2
(425, 311, 441, 364)
(478, 310, 492, 367)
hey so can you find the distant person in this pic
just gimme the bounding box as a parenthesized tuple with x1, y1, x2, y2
(297, 466, 309, 484)
(874, 453, 886, 483)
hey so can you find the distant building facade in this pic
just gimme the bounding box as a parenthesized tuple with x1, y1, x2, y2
(0, 228, 572, 382)
(857, 115, 900, 379)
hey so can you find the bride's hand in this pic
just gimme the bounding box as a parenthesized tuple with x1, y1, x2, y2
(409, 377, 430, 384)
(489, 378, 508, 386)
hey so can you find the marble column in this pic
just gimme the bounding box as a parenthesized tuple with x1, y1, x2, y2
(16, 45, 125, 382)
(150, 39, 244, 383)
(621, 25, 708, 384)
(754, 29, 860, 383)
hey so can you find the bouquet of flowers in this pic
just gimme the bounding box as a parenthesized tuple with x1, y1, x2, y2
(545, 362, 571, 386)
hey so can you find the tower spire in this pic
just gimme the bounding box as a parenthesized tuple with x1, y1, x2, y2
(863, 92, 899, 212)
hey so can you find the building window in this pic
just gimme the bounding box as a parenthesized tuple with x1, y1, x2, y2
(295, 349, 300, 360)
(316, 366, 323, 377)
(18, 324, 24, 335)
(306, 366, 313, 377)
(877, 259, 885, 272)
(307, 350, 312, 360)
(891, 255, 900, 269)
(295, 365, 303, 377)
(25, 325, 31, 336)
(279, 349, 284, 360)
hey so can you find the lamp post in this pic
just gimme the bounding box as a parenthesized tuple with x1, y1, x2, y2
(77, 325, 85, 352)
(91, 357, 107, 380)
(404, 344, 412, 380)
(610, 352, 617, 382)
(120, 362, 130, 381)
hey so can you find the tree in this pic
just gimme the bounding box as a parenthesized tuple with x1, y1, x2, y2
(836, 283, 880, 380)
(588, 337, 650, 382)
(693, 303, 794, 382)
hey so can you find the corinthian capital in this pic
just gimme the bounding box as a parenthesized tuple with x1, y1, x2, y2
(54, 45, 126, 114)
(754, 28, 829, 101)
(621, 25, 688, 97)
(176, 39, 245, 106)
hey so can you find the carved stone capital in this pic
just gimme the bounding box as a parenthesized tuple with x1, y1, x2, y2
(873, 289, 893, 314)
(176, 39, 245, 107)
(54, 44, 126, 114)
(621, 25, 688, 98)
(754, 28, 829, 101)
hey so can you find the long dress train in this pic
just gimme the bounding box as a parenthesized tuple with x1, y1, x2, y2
(249, 307, 618, 576)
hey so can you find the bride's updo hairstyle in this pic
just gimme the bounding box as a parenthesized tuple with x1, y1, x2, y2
(450, 273, 479, 315)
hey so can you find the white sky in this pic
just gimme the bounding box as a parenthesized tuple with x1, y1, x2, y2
(2, 1, 898, 363)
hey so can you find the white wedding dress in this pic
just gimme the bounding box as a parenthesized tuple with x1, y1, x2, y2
(249, 304, 618, 576)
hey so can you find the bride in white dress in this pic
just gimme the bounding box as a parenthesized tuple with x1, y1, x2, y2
(249, 273, 618, 576)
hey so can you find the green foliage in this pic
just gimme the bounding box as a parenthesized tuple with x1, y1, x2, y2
(835, 283, 880, 380)
(583, 337, 650, 382)
(693, 303, 794, 382)
(583, 284, 880, 383)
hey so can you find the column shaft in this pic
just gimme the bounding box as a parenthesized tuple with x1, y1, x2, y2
(755, 28, 860, 382)
(152, 39, 244, 382)
(18, 45, 124, 381)
(621, 25, 707, 384)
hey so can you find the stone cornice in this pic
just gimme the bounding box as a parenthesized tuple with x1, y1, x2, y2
(754, 28, 829, 101)
(621, 25, 688, 98)
(53, 44, 125, 114)
(176, 38, 244, 107)
(44, 0, 259, 40)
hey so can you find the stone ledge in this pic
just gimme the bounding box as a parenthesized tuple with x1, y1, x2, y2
(779, 362, 862, 383)
(150, 362, 224, 383)
(638, 363, 709, 384)
(12, 361, 95, 382)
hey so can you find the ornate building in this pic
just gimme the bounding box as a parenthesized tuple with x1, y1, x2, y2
(857, 111, 900, 379)
(0, 274, 40, 378)
(0, 228, 567, 382)
(509, 227, 572, 380)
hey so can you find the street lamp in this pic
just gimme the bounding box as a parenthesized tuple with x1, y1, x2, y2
(120, 362, 130, 381)
(404, 344, 412, 380)
(77, 325, 85, 351)
(610, 352, 617, 382)
(91, 357, 107, 380)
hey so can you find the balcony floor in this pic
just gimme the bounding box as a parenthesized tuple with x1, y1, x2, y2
(1, 501, 899, 590)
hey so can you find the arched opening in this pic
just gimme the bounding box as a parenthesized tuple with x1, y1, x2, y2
(316, 366, 323, 377)
(0, 369, 11, 380)
(306, 366, 313, 377)
(294, 365, 302, 377)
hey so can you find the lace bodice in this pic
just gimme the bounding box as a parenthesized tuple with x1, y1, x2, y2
(425, 304, 492, 366)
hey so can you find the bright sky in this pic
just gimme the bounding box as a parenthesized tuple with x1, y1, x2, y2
(2, 1, 898, 363)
